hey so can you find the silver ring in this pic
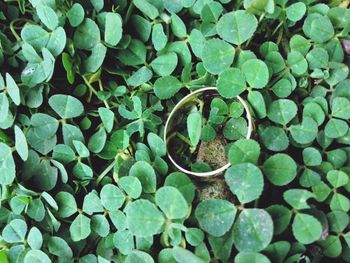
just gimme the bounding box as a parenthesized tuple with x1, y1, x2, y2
(164, 87, 253, 178)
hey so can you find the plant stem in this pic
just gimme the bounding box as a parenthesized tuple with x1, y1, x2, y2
(124, 0, 134, 25)
(176, 132, 192, 147)
(96, 159, 117, 185)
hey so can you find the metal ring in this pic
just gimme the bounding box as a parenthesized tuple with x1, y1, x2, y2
(163, 87, 253, 178)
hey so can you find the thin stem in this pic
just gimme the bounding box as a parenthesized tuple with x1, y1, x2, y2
(124, 0, 134, 25)
(176, 132, 192, 147)
(98, 79, 110, 109)
(82, 76, 109, 108)
(96, 159, 117, 185)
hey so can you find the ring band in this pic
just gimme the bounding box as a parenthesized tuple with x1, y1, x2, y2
(163, 87, 253, 178)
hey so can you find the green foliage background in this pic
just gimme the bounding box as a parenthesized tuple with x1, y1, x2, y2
(0, 0, 350, 262)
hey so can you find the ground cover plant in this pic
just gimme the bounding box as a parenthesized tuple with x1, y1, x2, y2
(0, 0, 350, 262)
(166, 90, 249, 171)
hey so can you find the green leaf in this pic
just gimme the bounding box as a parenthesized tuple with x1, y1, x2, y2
(2, 219, 27, 243)
(185, 228, 204, 247)
(127, 66, 153, 87)
(6, 73, 20, 105)
(48, 30, 66, 56)
(126, 199, 165, 237)
(119, 176, 142, 199)
(155, 186, 189, 219)
(100, 184, 125, 211)
(154, 76, 182, 99)
(306, 48, 329, 70)
(152, 24, 168, 51)
(271, 79, 292, 98)
(247, 90, 267, 118)
(91, 214, 110, 237)
(327, 170, 349, 188)
(332, 97, 350, 120)
(330, 192, 350, 212)
(242, 59, 269, 88)
(233, 209, 273, 252)
(202, 38, 235, 75)
(52, 144, 75, 164)
(28, 114, 59, 140)
(113, 229, 134, 255)
(14, 125, 28, 161)
(48, 94, 84, 119)
(187, 111, 202, 147)
(243, 0, 273, 14)
(48, 236, 73, 259)
(290, 35, 311, 56)
(266, 205, 292, 235)
(21, 24, 50, 51)
(119, 39, 146, 66)
(283, 189, 314, 210)
(27, 198, 45, 222)
(292, 213, 322, 244)
(319, 235, 342, 258)
(228, 139, 260, 165)
(133, 0, 159, 19)
(55, 191, 78, 218)
(125, 250, 154, 263)
(223, 117, 248, 140)
(201, 2, 223, 23)
(195, 199, 236, 237)
(302, 147, 322, 166)
(90, 0, 103, 11)
(82, 191, 104, 215)
(88, 127, 107, 153)
(325, 118, 348, 138)
(217, 68, 246, 98)
(70, 214, 91, 242)
(151, 52, 178, 77)
(21, 48, 55, 87)
(105, 12, 123, 46)
(164, 172, 196, 204)
(0, 93, 9, 123)
(189, 29, 205, 58)
(327, 211, 349, 233)
(98, 107, 114, 133)
(263, 153, 297, 186)
(0, 142, 15, 185)
(303, 102, 325, 126)
(67, 3, 84, 27)
(290, 117, 318, 144)
(286, 2, 306, 22)
(73, 18, 100, 50)
(171, 13, 187, 38)
(36, 5, 58, 30)
(147, 132, 166, 157)
(303, 14, 334, 43)
(225, 163, 264, 204)
(235, 252, 271, 263)
(267, 99, 297, 125)
(287, 50, 308, 76)
(111, 129, 129, 150)
(84, 43, 107, 73)
(217, 10, 257, 45)
(41, 192, 58, 210)
(24, 250, 51, 263)
(73, 140, 89, 158)
(27, 227, 43, 249)
(326, 62, 349, 86)
(208, 230, 234, 261)
(129, 161, 157, 193)
(173, 247, 205, 263)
